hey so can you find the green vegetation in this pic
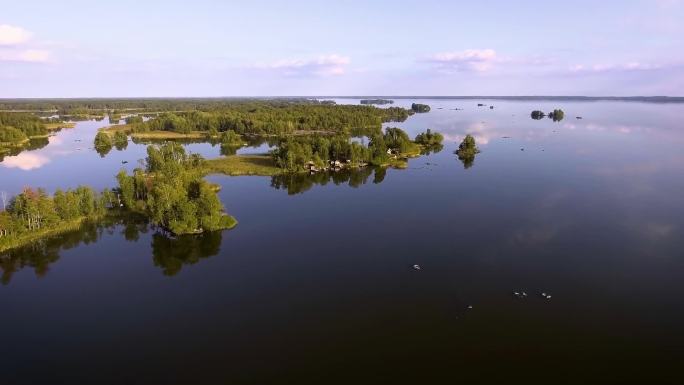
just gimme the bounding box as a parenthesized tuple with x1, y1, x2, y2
(411, 103, 431, 113)
(0, 186, 109, 253)
(531, 109, 564, 121)
(125, 115, 143, 124)
(205, 127, 443, 176)
(0, 112, 48, 154)
(360, 99, 394, 105)
(113, 131, 128, 150)
(0, 112, 47, 138)
(44, 122, 76, 130)
(106, 100, 410, 139)
(455, 134, 480, 169)
(269, 127, 426, 173)
(414, 129, 444, 146)
(93, 131, 113, 157)
(531, 110, 545, 120)
(549, 109, 565, 122)
(204, 154, 281, 176)
(115, 143, 237, 235)
(0, 126, 29, 145)
(1, 143, 237, 252)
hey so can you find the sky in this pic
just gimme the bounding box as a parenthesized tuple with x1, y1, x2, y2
(0, 0, 683, 97)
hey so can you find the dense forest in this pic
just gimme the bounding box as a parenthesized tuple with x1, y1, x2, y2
(119, 102, 411, 137)
(360, 99, 394, 105)
(0, 112, 47, 144)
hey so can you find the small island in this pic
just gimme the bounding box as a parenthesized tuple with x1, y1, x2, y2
(360, 99, 394, 105)
(531, 109, 565, 121)
(455, 134, 480, 169)
(411, 103, 431, 113)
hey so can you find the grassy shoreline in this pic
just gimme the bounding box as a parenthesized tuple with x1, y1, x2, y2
(0, 211, 238, 254)
(0, 216, 99, 254)
(205, 154, 281, 176)
(203, 146, 424, 177)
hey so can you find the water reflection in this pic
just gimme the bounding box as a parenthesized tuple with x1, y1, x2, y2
(1, 218, 105, 284)
(270, 166, 381, 195)
(0, 214, 225, 284)
(0, 137, 50, 164)
(456, 151, 476, 169)
(152, 231, 223, 276)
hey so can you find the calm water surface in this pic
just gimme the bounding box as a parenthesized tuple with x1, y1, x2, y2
(1, 100, 683, 384)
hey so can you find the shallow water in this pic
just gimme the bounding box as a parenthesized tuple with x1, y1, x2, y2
(2, 99, 684, 384)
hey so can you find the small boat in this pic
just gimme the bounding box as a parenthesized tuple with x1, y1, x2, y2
(412, 264, 421, 270)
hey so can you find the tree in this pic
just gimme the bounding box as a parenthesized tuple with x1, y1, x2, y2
(0, 126, 28, 143)
(113, 131, 128, 150)
(116, 169, 135, 208)
(549, 109, 565, 122)
(531, 110, 545, 120)
(384, 127, 411, 152)
(455, 134, 480, 169)
(94, 131, 113, 157)
(414, 129, 444, 146)
(411, 103, 431, 113)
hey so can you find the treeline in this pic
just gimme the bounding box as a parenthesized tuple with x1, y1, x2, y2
(411, 103, 431, 113)
(360, 99, 394, 105)
(0, 98, 387, 115)
(271, 127, 441, 172)
(123, 103, 411, 137)
(0, 112, 47, 144)
(0, 186, 112, 252)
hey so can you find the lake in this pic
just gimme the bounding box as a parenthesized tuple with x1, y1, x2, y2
(2, 99, 683, 384)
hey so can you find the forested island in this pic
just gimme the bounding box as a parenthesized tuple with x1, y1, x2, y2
(455, 134, 480, 169)
(0, 143, 236, 253)
(360, 99, 394, 105)
(411, 103, 431, 113)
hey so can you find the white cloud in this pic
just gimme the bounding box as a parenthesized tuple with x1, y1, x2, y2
(569, 62, 662, 73)
(0, 49, 50, 63)
(0, 24, 31, 46)
(254, 54, 350, 76)
(0, 25, 51, 63)
(427, 49, 498, 72)
(1, 153, 50, 170)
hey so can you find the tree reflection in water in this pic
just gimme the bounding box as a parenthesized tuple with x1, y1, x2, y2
(151, 231, 222, 276)
(270, 166, 383, 195)
(0, 213, 225, 283)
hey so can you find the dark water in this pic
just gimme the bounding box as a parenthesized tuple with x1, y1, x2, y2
(2, 100, 684, 384)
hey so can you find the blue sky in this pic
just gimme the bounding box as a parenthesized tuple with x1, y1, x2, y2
(1, 0, 683, 97)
